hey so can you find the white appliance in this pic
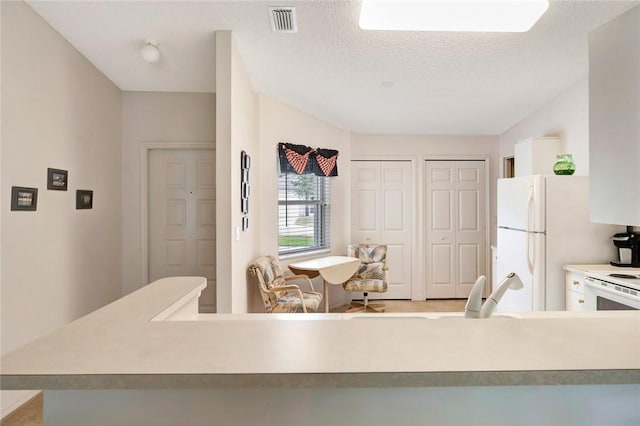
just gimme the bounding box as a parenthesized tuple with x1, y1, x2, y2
(496, 175, 619, 312)
(584, 272, 640, 311)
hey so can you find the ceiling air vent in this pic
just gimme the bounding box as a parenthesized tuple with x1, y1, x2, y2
(269, 7, 298, 33)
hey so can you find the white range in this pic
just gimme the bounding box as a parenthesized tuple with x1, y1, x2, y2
(584, 270, 640, 310)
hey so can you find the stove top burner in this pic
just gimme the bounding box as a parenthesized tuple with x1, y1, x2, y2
(609, 273, 639, 279)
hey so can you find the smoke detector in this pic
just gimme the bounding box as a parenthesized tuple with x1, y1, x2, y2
(268, 7, 297, 33)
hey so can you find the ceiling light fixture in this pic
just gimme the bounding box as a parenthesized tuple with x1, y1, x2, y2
(141, 39, 160, 64)
(359, 0, 549, 32)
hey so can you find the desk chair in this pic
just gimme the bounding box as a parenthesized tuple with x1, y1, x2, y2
(249, 255, 322, 313)
(343, 244, 389, 313)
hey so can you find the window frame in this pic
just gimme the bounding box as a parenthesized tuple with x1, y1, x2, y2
(277, 173, 331, 257)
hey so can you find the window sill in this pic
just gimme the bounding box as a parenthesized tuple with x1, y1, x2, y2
(278, 248, 332, 261)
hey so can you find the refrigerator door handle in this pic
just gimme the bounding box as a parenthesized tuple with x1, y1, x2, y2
(526, 187, 534, 233)
(527, 232, 536, 273)
(526, 231, 533, 273)
(526, 189, 535, 272)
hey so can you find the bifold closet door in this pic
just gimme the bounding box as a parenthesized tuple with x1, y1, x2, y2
(351, 161, 412, 299)
(425, 160, 486, 299)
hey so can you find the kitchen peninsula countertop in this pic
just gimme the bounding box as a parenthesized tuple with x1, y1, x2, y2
(1, 276, 639, 390)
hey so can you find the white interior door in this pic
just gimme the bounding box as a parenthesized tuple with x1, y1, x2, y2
(148, 149, 216, 312)
(351, 161, 413, 299)
(425, 160, 486, 299)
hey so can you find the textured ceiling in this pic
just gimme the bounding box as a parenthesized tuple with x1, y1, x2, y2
(26, 0, 638, 135)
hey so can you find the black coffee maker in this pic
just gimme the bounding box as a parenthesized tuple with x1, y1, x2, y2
(611, 226, 640, 267)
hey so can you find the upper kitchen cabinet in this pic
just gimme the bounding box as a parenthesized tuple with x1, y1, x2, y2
(514, 137, 561, 177)
(589, 5, 640, 226)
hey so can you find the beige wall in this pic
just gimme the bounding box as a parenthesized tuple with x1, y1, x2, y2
(216, 32, 232, 312)
(1, 0, 122, 412)
(258, 94, 352, 311)
(216, 31, 260, 313)
(230, 32, 260, 313)
(120, 92, 216, 296)
(1, 0, 122, 352)
(499, 78, 590, 176)
(0, 0, 4, 363)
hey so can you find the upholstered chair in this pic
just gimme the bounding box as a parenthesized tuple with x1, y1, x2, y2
(343, 244, 389, 312)
(249, 255, 322, 313)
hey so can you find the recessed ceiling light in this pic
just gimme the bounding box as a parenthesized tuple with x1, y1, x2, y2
(359, 0, 549, 33)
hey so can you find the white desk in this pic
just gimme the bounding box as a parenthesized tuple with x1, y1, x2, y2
(288, 255, 360, 313)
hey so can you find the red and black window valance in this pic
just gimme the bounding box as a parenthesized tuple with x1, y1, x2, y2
(278, 143, 339, 177)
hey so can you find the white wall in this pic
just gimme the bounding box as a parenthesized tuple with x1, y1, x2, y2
(120, 92, 216, 296)
(1, 0, 121, 415)
(258, 94, 352, 311)
(499, 78, 590, 176)
(216, 31, 260, 313)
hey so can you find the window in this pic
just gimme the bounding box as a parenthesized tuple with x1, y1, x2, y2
(278, 173, 331, 256)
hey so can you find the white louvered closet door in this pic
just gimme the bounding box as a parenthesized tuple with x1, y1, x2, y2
(351, 161, 413, 299)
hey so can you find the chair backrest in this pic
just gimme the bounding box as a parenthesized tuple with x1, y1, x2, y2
(249, 255, 286, 313)
(348, 244, 387, 265)
(347, 244, 388, 281)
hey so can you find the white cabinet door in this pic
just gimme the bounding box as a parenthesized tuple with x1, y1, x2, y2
(589, 6, 640, 226)
(148, 149, 216, 312)
(426, 160, 487, 299)
(351, 161, 413, 299)
(567, 289, 587, 311)
(565, 271, 586, 311)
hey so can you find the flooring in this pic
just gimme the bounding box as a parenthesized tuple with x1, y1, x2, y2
(331, 299, 466, 313)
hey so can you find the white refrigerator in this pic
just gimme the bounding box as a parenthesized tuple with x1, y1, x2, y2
(496, 175, 619, 312)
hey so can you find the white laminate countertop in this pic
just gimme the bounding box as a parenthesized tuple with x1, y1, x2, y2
(563, 264, 640, 273)
(1, 276, 639, 390)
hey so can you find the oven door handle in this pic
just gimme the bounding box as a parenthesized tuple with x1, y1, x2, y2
(584, 277, 598, 287)
(584, 277, 606, 291)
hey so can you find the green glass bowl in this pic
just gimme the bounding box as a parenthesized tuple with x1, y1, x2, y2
(553, 154, 575, 175)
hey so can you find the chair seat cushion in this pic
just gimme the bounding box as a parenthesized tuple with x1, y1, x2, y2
(275, 292, 322, 313)
(343, 278, 387, 293)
